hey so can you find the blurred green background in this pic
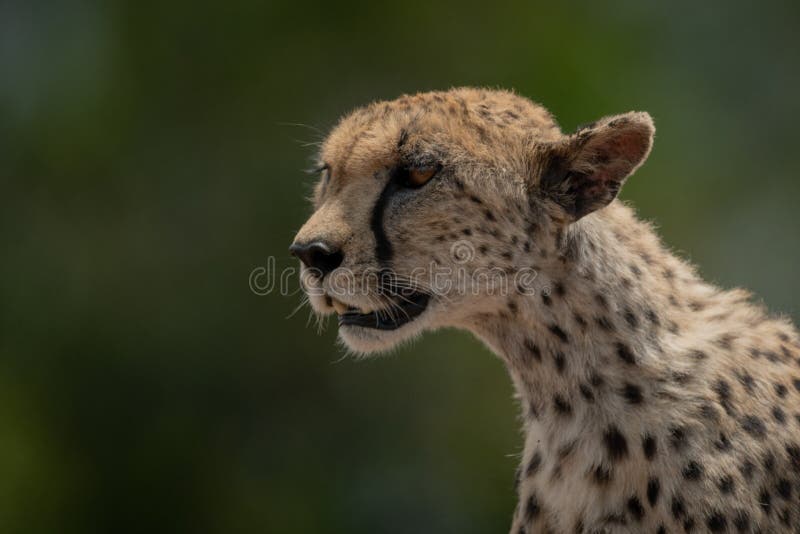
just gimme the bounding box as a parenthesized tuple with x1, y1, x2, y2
(1, 1, 799, 533)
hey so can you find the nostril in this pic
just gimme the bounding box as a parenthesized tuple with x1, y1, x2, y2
(289, 241, 344, 275)
(309, 246, 344, 273)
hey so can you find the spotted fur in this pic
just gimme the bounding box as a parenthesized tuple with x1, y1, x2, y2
(292, 88, 800, 533)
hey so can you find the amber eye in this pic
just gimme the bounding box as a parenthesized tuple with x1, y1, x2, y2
(403, 164, 441, 188)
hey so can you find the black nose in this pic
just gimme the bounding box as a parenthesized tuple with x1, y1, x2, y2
(289, 241, 344, 275)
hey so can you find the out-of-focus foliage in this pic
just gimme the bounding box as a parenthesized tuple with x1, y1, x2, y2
(1, 1, 798, 533)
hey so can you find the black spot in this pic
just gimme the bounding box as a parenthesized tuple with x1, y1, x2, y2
(468, 194, 483, 205)
(603, 426, 629, 460)
(573, 313, 587, 329)
(741, 415, 766, 438)
(713, 379, 735, 416)
(527, 400, 539, 419)
(616, 343, 636, 365)
(780, 507, 791, 526)
(624, 309, 639, 328)
(553, 352, 566, 374)
(593, 464, 612, 485)
(739, 459, 755, 480)
(691, 350, 708, 360)
(553, 394, 572, 415)
(763, 451, 776, 472)
(774, 382, 788, 397)
(787, 444, 800, 471)
(554, 282, 566, 296)
(541, 293, 552, 306)
(714, 432, 732, 451)
(682, 461, 704, 480)
(557, 441, 575, 460)
(523, 339, 542, 362)
(683, 517, 695, 532)
(548, 324, 568, 343)
(716, 334, 735, 349)
(627, 496, 644, 520)
(579, 383, 595, 402)
(622, 383, 643, 404)
(776, 478, 792, 499)
(526, 451, 542, 476)
(647, 477, 660, 506)
(736, 369, 755, 393)
(602, 512, 627, 526)
(589, 372, 604, 387)
(700, 403, 719, 421)
(525, 493, 540, 519)
(733, 510, 750, 532)
(706, 512, 726, 532)
(671, 495, 685, 518)
(793, 377, 800, 391)
(773, 406, 786, 424)
(596, 316, 614, 331)
(689, 301, 705, 311)
(673, 371, 692, 384)
(642, 435, 657, 460)
(656, 526, 666, 534)
(461, 228, 472, 236)
(718, 475, 734, 494)
(645, 308, 660, 326)
(669, 426, 687, 450)
(759, 488, 771, 514)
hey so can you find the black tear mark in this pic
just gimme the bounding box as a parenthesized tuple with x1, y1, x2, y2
(370, 179, 400, 265)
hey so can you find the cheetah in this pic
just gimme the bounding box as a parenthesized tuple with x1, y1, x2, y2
(290, 88, 800, 533)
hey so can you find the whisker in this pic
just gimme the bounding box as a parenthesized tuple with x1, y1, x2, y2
(275, 121, 327, 136)
(287, 295, 310, 319)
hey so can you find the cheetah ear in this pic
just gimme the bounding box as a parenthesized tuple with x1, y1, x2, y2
(539, 111, 654, 221)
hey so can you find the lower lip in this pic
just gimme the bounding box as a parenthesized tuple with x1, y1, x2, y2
(337, 292, 430, 331)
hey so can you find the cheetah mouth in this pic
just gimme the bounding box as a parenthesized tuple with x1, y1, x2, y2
(336, 291, 430, 331)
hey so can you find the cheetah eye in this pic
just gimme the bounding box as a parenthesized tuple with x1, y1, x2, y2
(400, 164, 442, 189)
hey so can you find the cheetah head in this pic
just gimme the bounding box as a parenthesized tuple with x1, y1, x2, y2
(291, 88, 654, 354)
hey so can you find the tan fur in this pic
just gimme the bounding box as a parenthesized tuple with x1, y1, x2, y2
(293, 88, 800, 533)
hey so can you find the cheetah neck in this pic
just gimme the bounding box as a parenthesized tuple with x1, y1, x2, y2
(465, 202, 727, 435)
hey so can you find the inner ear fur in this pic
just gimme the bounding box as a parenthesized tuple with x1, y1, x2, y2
(539, 111, 655, 221)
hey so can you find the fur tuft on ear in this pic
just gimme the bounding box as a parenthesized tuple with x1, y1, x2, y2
(539, 111, 655, 220)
